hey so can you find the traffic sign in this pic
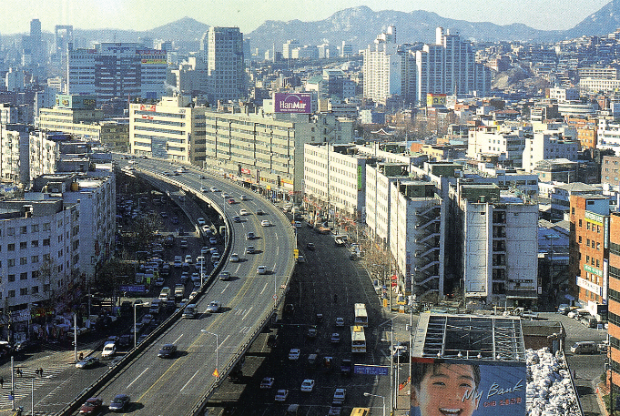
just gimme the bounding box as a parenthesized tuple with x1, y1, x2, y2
(354, 364, 389, 376)
(272, 294, 278, 300)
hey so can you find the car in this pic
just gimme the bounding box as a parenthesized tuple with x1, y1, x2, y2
(179, 239, 188, 249)
(157, 343, 177, 358)
(180, 271, 190, 285)
(330, 333, 341, 344)
(333, 388, 346, 404)
(76, 356, 99, 369)
(307, 326, 318, 338)
(245, 246, 256, 254)
(210, 187, 220, 193)
(207, 301, 221, 313)
(79, 397, 103, 415)
(212, 261, 219, 268)
(256, 209, 265, 215)
(173, 256, 183, 268)
(159, 212, 169, 219)
(257, 266, 267, 275)
(239, 209, 250, 216)
(288, 348, 301, 360)
(200, 186, 208, 193)
(261, 220, 271, 227)
(184, 254, 193, 264)
(108, 356, 123, 369)
(260, 377, 275, 389)
(197, 217, 206, 226)
(118, 335, 132, 348)
(274, 389, 289, 402)
(391, 342, 409, 363)
(182, 304, 197, 319)
(293, 221, 302, 228)
(190, 290, 199, 299)
(227, 198, 236, 204)
(306, 242, 315, 251)
(246, 231, 256, 240)
(240, 195, 248, 201)
(141, 313, 154, 326)
(154, 277, 165, 287)
(328, 407, 343, 416)
(230, 252, 241, 262)
(209, 236, 218, 245)
(108, 394, 130, 412)
(233, 216, 242, 223)
(222, 192, 229, 199)
(373, 279, 383, 294)
(300, 379, 315, 392)
(102, 342, 116, 358)
(202, 225, 211, 234)
(335, 317, 345, 327)
(220, 271, 231, 281)
(296, 255, 305, 264)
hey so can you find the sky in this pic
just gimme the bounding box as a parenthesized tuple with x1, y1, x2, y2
(0, 0, 613, 35)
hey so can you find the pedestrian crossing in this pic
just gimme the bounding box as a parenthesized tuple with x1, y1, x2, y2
(0, 361, 71, 410)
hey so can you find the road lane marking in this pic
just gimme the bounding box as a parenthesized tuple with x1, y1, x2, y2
(173, 334, 184, 344)
(180, 369, 201, 392)
(126, 367, 150, 389)
(221, 282, 231, 294)
(260, 282, 268, 294)
(242, 306, 254, 321)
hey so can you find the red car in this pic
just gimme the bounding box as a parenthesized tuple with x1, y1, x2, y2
(227, 198, 236, 204)
(80, 397, 103, 415)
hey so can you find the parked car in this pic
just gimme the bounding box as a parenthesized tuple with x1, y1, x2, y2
(274, 389, 289, 402)
(288, 348, 301, 360)
(260, 377, 275, 389)
(300, 379, 315, 392)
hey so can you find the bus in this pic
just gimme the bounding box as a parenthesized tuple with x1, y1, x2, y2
(350, 325, 366, 354)
(354, 303, 368, 327)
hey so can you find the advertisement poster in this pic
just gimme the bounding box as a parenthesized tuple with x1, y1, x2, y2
(410, 357, 526, 416)
(274, 93, 312, 114)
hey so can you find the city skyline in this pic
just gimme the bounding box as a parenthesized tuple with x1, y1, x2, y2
(0, 0, 612, 35)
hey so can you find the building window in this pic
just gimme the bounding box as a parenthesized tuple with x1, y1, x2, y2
(579, 219, 582, 227)
(31, 224, 39, 232)
(20, 226, 27, 234)
(8, 290, 15, 298)
(7, 244, 15, 251)
(7, 228, 14, 236)
(31, 286, 38, 294)
(31, 255, 38, 263)
(31, 240, 39, 247)
(7, 259, 14, 267)
(8, 274, 15, 282)
(20, 272, 27, 280)
(43, 254, 50, 262)
(20, 257, 27, 265)
(20, 288, 27, 296)
(32, 270, 39, 279)
(43, 239, 50, 246)
(20, 242, 26, 250)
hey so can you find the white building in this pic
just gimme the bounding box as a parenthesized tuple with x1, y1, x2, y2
(390, 180, 445, 299)
(283, 40, 301, 60)
(549, 87, 579, 102)
(362, 26, 403, 104)
(0, 200, 79, 313)
(467, 127, 526, 167)
(457, 184, 539, 305)
(303, 144, 368, 220)
(0, 125, 29, 185)
(522, 132, 580, 172)
(129, 94, 207, 165)
(598, 118, 620, 155)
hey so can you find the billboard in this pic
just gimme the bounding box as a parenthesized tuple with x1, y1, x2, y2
(274, 93, 312, 114)
(410, 357, 526, 416)
(427, 93, 447, 107)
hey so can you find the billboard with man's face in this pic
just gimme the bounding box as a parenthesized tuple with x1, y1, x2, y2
(410, 357, 526, 416)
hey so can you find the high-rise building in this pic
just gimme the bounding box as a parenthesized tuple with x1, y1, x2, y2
(207, 27, 245, 103)
(607, 211, 620, 400)
(67, 43, 167, 101)
(283, 40, 300, 60)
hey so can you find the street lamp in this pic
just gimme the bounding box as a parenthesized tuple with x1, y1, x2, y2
(134, 302, 148, 348)
(201, 330, 220, 380)
(364, 392, 386, 416)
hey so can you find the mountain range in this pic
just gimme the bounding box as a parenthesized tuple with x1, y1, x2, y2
(50, 0, 620, 52)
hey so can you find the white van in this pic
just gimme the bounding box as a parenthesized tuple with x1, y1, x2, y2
(570, 341, 598, 354)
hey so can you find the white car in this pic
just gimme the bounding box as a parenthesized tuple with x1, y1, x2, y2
(206, 301, 221, 313)
(239, 209, 250, 216)
(301, 379, 315, 392)
(332, 388, 346, 404)
(230, 253, 240, 262)
(173, 256, 183, 268)
(257, 266, 267, 275)
(184, 254, 193, 264)
(197, 217, 206, 226)
(288, 348, 301, 360)
(274, 389, 289, 402)
(210, 187, 220, 193)
(335, 317, 345, 327)
(261, 220, 271, 227)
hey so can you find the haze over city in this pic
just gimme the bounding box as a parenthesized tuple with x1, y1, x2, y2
(0, 0, 612, 34)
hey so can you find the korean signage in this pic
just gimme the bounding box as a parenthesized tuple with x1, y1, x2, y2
(426, 93, 447, 107)
(274, 93, 312, 114)
(241, 168, 251, 175)
(576, 276, 602, 296)
(410, 357, 526, 416)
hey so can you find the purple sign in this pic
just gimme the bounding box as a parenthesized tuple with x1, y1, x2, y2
(274, 93, 312, 114)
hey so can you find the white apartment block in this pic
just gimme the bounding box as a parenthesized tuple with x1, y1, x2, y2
(0, 199, 79, 313)
(458, 185, 538, 305)
(598, 118, 620, 155)
(467, 127, 526, 167)
(579, 78, 620, 93)
(204, 111, 353, 197)
(303, 144, 367, 219)
(549, 87, 579, 102)
(26, 171, 116, 279)
(365, 163, 409, 247)
(522, 132, 580, 172)
(0, 126, 29, 185)
(389, 180, 445, 299)
(283, 40, 301, 60)
(362, 26, 403, 104)
(29, 131, 65, 182)
(129, 95, 207, 165)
